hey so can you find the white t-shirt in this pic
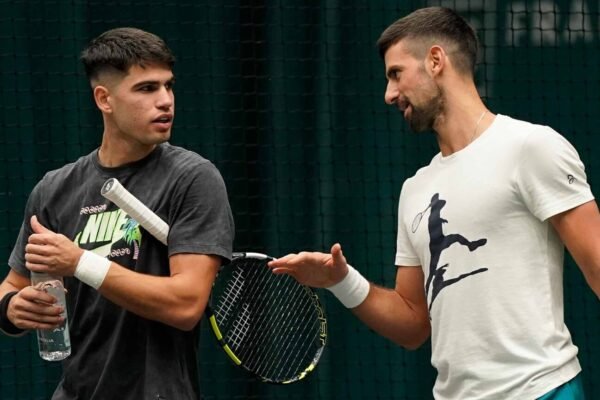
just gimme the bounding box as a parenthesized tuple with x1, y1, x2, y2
(395, 115, 594, 400)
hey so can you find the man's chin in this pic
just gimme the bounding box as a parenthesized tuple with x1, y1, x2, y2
(408, 121, 430, 133)
(149, 131, 171, 144)
(405, 111, 436, 133)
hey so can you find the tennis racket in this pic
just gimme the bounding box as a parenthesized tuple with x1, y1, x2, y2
(100, 178, 327, 384)
(411, 204, 431, 233)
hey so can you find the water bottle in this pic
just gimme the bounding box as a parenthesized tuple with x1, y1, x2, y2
(30, 272, 71, 361)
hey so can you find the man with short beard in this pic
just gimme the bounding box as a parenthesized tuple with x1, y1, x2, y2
(268, 7, 599, 400)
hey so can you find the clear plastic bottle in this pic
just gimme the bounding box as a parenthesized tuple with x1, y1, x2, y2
(30, 272, 71, 361)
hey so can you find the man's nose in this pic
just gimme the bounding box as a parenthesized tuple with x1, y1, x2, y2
(384, 80, 399, 105)
(157, 87, 173, 109)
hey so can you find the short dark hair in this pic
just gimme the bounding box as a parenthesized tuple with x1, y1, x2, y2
(80, 27, 175, 81)
(376, 7, 478, 77)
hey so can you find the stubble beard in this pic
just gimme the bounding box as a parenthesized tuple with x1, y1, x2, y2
(407, 81, 444, 133)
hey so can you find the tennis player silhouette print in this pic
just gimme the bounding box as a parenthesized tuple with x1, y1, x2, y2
(423, 193, 488, 313)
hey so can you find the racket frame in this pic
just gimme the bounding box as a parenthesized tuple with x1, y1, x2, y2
(205, 251, 327, 384)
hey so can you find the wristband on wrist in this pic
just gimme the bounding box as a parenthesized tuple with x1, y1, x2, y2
(326, 264, 370, 308)
(0, 291, 25, 336)
(74, 250, 111, 289)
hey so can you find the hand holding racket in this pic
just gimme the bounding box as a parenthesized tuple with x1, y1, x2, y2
(101, 178, 327, 384)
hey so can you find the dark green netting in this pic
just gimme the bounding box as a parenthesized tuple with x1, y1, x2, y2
(1, 1, 598, 399)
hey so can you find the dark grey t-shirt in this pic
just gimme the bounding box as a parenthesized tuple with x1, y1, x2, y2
(9, 143, 234, 400)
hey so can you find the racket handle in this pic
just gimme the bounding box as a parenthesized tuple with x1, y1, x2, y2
(101, 178, 169, 245)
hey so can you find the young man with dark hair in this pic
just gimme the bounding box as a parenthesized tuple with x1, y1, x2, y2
(269, 7, 599, 399)
(0, 27, 234, 399)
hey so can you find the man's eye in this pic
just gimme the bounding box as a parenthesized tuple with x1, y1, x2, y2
(139, 85, 155, 92)
(387, 70, 401, 81)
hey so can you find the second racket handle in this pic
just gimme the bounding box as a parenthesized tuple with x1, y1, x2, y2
(101, 178, 169, 245)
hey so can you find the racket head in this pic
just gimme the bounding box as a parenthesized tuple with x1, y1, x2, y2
(411, 213, 423, 233)
(206, 252, 327, 384)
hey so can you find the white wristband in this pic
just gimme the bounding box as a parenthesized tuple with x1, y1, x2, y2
(326, 264, 370, 308)
(74, 251, 111, 289)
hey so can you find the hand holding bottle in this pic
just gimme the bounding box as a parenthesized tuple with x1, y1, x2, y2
(30, 273, 71, 361)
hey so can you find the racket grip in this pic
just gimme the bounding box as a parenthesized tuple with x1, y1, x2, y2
(101, 178, 169, 245)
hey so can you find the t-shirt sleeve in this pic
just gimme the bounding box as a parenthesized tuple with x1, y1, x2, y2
(515, 127, 594, 221)
(8, 179, 46, 277)
(395, 182, 421, 267)
(166, 162, 234, 262)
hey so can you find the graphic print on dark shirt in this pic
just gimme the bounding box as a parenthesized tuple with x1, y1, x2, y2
(417, 193, 488, 313)
(74, 207, 142, 268)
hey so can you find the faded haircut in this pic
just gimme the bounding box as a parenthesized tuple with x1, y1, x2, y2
(376, 7, 478, 77)
(80, 27, 175, 82)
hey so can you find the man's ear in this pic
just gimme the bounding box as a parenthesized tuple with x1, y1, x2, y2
(427, 45, 446, 77)
(93, 84, 112, 114)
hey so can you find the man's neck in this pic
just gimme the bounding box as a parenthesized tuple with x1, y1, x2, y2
(433, 84, 492, 156)
(98, 137, 157, 168)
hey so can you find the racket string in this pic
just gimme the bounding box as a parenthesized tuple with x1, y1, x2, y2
(254, 290, 320, 379)
(227, 303, 251, 350)
(241, 270, 320, 380)
(243, 282, 306, 375)
(214, 258, 324, 382)
(214, 268, 245, 324)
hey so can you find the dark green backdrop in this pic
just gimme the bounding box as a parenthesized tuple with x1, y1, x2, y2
(0, 0, 598, 399)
